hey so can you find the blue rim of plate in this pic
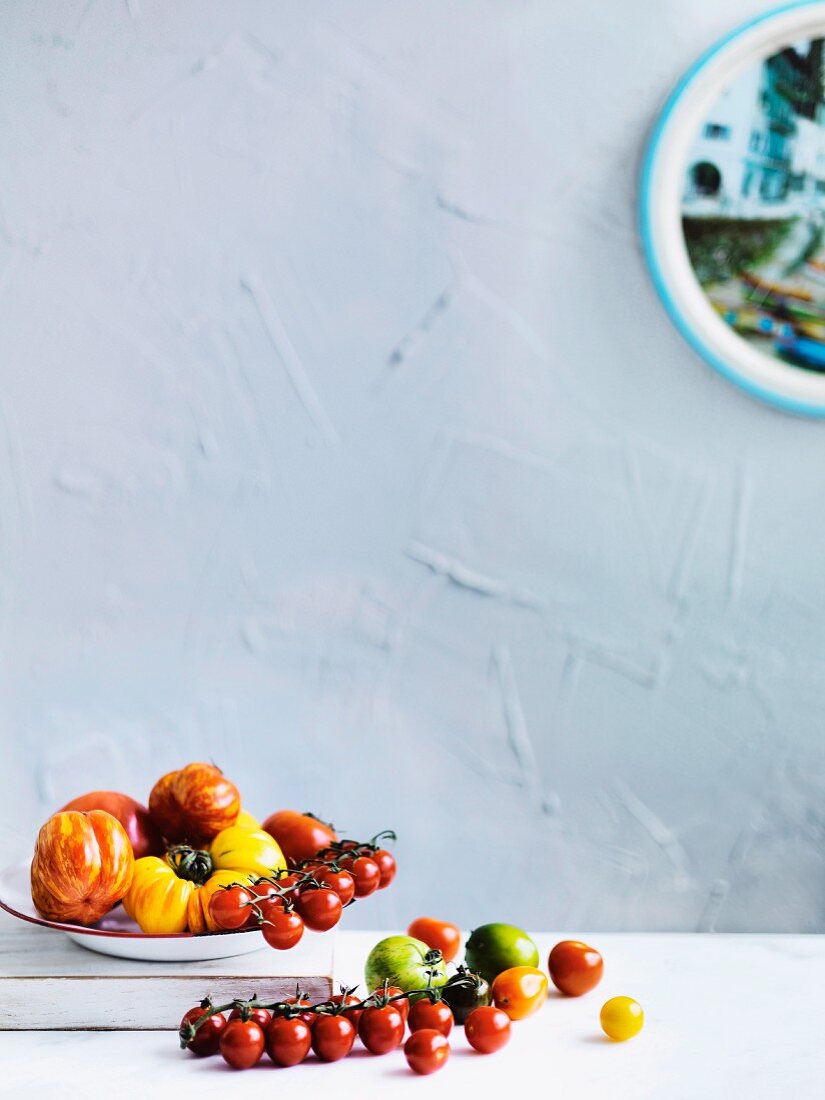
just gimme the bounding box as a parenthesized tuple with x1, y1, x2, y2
(639, 0, 825, 416)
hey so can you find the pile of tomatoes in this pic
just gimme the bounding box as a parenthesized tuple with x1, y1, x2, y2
(178, 931, 641, 1076)
(180, 980, 512, 1075)
(208, 831, 397, 950)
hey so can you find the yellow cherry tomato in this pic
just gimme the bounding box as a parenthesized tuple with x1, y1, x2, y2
(209, 825, 286, 878)
(491, 966, 549, 1020)
(600, 996, 644, 1041)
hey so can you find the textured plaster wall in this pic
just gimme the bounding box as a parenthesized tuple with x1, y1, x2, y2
(1, 0, 824, 932)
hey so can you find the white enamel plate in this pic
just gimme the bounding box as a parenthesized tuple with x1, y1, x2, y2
(0, 860, 269, 962)
(641, 1, 825, 413)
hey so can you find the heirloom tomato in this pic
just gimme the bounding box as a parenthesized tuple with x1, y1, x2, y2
(60, 791, 162, 860)
(148, 762, 240, 846)
(30, 810, 134, 925)
(209, 825, 286, 879)
(123, 855, 245, 934)
(261, 810, 338, 865)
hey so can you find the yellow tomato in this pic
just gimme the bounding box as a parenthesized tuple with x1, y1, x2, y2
(122, 857, 244, 934)
(600, 996, 644, 1041)
(122, 826, 284, 934)
(491, 966, 549, 1020)
(235, 809, 261, 830)
(209, 826, 286, 878)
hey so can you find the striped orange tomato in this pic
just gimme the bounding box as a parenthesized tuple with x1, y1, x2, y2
(30, 809, 134, 925)
(149, 763, 240, 846)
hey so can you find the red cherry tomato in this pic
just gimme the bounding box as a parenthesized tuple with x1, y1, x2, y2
(406, 917, 461, 963)
(311, 1013, 356, 1062)
(330, 998, 365, 1029)
(261, 907, 304, 950)
(408, 998, 453, 1037)
(464, 1006, 511, 1054)
(179, 1006, 226, 1056)
(265, 1015, 312, 1067)
(372, 848, 397, 888)
(219, 1018, 265, 1069)
(375, 986, 409, 1023)
(349, 856, 380, 897)
(262, 810, 338, 865)
(404, 1028, 450, 1075)
(548, 940, 604, 997)
(358, 1003, 405, 1054)
(296, 886, 343, 932)
(229, 1006, 272, 1030)
(209, 885, 254, 931)
(314, 866, 355, 905)
(284, 996, 316, 1026)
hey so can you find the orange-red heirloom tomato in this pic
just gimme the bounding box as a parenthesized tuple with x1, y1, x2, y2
(30, 810, 134, 925)
(148, 763, 240, 846)
(60, 791, 163, 861)
(261, 810, 338, 865)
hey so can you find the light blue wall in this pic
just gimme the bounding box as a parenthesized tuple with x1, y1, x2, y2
(1, 0, 823, 932)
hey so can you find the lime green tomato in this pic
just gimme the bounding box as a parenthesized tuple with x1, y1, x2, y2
(364, 936, 448, 1002)
(464, 923, 539, 983)
(600, 996, 644, 1041)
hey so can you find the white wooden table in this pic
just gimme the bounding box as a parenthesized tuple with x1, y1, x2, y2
(2, 918, 824, 1099)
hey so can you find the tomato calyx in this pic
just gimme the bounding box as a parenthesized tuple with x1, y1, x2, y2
(166, 844, 214, 884)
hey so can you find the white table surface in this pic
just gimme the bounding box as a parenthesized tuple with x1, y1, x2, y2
(2, 921, 824, 1099)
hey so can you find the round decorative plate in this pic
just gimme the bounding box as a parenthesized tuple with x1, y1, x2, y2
(0, 860, 267, 962)
(641, 0, 825, 413)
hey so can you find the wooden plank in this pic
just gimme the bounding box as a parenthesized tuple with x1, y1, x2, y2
(0, 921, 334, 1030)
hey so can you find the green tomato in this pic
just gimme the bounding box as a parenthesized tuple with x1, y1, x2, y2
(464, 923, 539, 983)
(364, 935, 448, 1002)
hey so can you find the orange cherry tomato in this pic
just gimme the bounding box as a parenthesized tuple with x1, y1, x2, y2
(491, 966, 548, 1020)
(406, 917, 461, 963)
(30, 810, 135, 925)
(548, 940, 604, 997)
(148, 763, 240, 846)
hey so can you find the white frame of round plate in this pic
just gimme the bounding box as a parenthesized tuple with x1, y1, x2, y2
(641, 0, 825, 415)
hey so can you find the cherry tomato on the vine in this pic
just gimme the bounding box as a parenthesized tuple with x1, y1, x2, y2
(219, 1018, 265, 1069)
(375, 986, 409, 1023)
(464, 1006, 511, 1054)
(358, 1003, 405, 1054)
(372, 848, 396, 889)
(314, 866, 355, 905)
(408, 997, 453, 1037)
(404, 1028, 450, 1075)
(180, 1006, 226, 1056)
(406, 917, 461, 963)
(548, 940, 604, 997)
(229, 1006, 271, 1030)
(349, 856, 380, 897)
(284, 995, 316, 1026)
(330, 991, 363, 1031)
(265, 1015, 312, 1067)
(209, 885, 254, 931)
(311, 1013, 356, 1062)
(491, 966, 548, 1020)
(261, 907, 304, 950)
(297, 886, 343, 932)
